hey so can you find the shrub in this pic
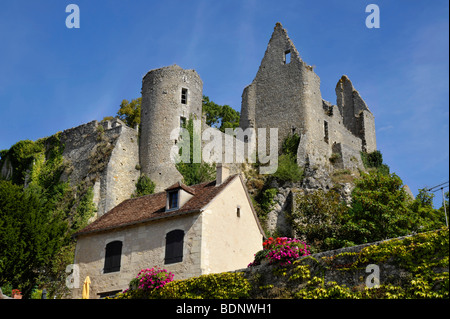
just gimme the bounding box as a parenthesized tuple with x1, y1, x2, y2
(273, 154, 303, 182)
(124, 267, 174, 297)
(248, 237, 310, 267)
(360, 150, 390, 175)
(281, 133, 300, 157)
(153, 272, 250, 299)
(132, 175, 156, 197)
(260, 188, 277, 213)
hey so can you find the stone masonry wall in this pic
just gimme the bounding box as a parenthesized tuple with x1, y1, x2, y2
(140, 65, 203, 192)
(60, 119, 139, 217)
(240, 23, 376, 173)
(238, 232, 449, 298)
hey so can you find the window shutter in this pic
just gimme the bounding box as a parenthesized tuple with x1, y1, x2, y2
(104, 241, 122, 273)
(165, 230, 184, 264)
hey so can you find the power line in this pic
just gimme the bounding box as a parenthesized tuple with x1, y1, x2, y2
(426, 181, 449, 192)
(425, 181, 448, 227)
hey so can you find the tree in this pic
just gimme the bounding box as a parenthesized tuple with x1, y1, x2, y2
(202, 96, 240, 132)
(0, 180, 67, 298)
(343, 171, 414, 244)
(408, 188, 447, 231)
(291, 189, 349, 252)
(117, 97, 141, 128)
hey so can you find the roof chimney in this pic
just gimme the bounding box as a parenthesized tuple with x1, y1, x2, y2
(216, 163, 229, 186)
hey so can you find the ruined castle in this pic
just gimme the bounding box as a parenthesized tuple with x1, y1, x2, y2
(240, 23, 376, 171)
(1, 23, 376, 219)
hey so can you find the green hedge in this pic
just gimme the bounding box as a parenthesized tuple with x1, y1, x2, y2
(114, 272, 251, 299)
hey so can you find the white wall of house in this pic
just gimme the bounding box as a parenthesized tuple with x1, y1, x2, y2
(72, 176, 263, 299)
(72, 213, 202, 299)
(201, 177, 263, 274)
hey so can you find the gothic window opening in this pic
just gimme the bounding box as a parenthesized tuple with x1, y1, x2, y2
(284, 50, 291, 64)
(165, 229, 184, 264)
(103, 241, 122, 273)
(181, 88, 188, 104)
(324, 121, 329, 144)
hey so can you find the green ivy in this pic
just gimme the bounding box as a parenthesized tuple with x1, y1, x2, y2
(114, 272, 251, 299)
(293, 228, 449, 299)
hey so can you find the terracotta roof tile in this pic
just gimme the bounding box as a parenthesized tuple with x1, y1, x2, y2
(74, 175, 238, 237)
(165, 181, 196, 194)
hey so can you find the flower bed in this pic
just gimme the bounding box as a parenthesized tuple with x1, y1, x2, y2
(248, 237, 311, 267)
(125, 267, 174, 294)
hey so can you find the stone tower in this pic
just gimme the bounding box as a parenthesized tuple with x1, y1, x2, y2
(139, 65, 203, 191)
(240, 23, 376, 171)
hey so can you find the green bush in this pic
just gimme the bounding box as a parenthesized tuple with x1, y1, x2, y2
(175, 117, 216, 186)
(114, 272, 251, 299)
(132, 175, 156, 197)
(273, 154, 303, 182)
(360, 150, 390, 175)
(281, 133, 300, 157)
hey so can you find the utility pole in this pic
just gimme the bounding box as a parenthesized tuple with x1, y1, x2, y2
(426, 181, 449, 227)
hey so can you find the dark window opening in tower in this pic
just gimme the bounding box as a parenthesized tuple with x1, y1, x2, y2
(181, 88, 188, 104)
(284, 50, 291, 64)
(324, 121, 329, 144)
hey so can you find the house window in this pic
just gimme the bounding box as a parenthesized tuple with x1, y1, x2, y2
(103, 241, 122, 273)
(168, 190, 179, 210)
(181, 88, 188, 104)
(324, 121, 329, 144)
(284, 50, 291, 64)
(237, 206, 241, 218)
(165, 230, 184, 264)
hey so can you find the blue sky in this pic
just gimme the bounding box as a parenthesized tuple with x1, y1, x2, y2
(0, 0, 448, 204)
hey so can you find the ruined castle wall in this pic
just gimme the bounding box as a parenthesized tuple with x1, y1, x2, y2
(240, 24, 309, 154)
(60, 120, 101, 185)
(60, 119, 139, 217)
(239, 83, 256, 131)
(96, 123, 139, 217)
(361, 110, 377, 153)
(140, 65, 203, 192)
(241, 23, 376, 173)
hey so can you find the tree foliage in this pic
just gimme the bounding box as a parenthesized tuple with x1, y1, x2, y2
(175, 117, 215, 186)
(0, 180, 67, 297)
(360, 150, 390, 175)
(202, 95, 240, 132)
(292, 171, 447, 252)
(116, 97, 142, 128)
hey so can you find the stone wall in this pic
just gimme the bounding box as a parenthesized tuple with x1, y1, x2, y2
(239, 23, 376, 173)
(60, 119, 139, 217)
(73, 212, 204, 298)
(238, 231, 449, 298)
(140, 65, 203, 192)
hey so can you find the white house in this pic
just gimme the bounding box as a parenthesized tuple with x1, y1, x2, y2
(72, 165, 264, 298)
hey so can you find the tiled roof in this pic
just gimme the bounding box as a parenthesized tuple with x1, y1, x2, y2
(165, 181, 196, 194)
(74, 175, 238, 237)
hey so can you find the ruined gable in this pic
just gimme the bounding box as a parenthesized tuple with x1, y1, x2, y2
(240, 22, 377, 172)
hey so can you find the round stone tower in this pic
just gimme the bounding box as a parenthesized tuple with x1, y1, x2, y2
(139, 64, 203, 191)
